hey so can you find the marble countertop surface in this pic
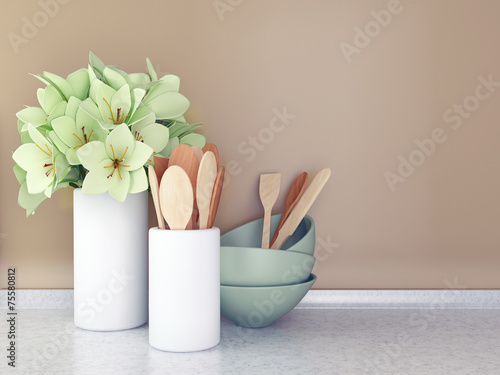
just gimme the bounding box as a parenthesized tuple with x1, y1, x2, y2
(0, 308, 499, 375)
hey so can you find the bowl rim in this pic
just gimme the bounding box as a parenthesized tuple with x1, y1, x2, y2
(220, 274, 317, 290)
(220, 246, 316, 259)
(221, 214, 315, 251)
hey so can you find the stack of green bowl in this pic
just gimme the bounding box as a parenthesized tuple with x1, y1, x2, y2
(220, 215, 317, 328)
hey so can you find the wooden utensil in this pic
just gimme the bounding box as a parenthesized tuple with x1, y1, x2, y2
(196, 151, 218, 229)
(159, 166, 193, 230)
(153, 156, 169, 184)
(270, 172, 308, 248)
(148, 165, 166, 230)
(202, 143, 219, 169)
(270, 168, 331, 250)
(192, 146, 204, 163)
(207, 166, 225, 229)
(259, 173, 281, 248)
(169, 144, 199, 229)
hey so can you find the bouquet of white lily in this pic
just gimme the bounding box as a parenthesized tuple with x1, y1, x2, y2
(12, 51, 205, 217)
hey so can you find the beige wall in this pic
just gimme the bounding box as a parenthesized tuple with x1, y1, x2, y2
(1, 0, 500, 289)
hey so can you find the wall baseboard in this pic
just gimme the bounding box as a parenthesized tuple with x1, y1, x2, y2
(1, 289, 500, 309)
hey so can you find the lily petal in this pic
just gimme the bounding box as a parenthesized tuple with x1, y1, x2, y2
(82, 159, 116, 195)
(52, 116, 78, 148)
(42, 71, 75, 100)
(13, 143, 48, 170)
(67, 69, 90, 100)
(136, 123, 169, 153)
(146, 91, 190, 120)
(77, 141, 108, 171)
(109, 170, 130, 201)
(16, 107, 47, 127)
(105, 124, 135, 162)
(129, 167, 148, 193)
(26, 160, 54, 194)
(122, 141, 152, 171)
(129, 106, 155, 130)
(65, 97, 81, 119)
(103, 67, 127, 91)
(110, 84, 131, 124)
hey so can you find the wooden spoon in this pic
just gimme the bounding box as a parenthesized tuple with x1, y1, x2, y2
(202, 143, 219, 169)
(270, 172, 308, 248)
(159, 166, 193, 230)
(153, 156, 169, 184)
(196, 152, 218, 230)
(169, 144, 199, 229)
(207, 166, 225, 229)
(259, 173, 281, 248)
(148, 165, 165, 230)
(270, 168, 331, 250)
(191, 146, 204, 163)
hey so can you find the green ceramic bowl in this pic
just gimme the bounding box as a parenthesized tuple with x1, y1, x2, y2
(221, 274, 317, 328)
(221, 246, 315, 286)
(220, 215, 315, 255)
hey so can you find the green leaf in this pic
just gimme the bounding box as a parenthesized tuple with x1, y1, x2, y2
(180, 133, 206, 148)
(18, 182, 46, 217)
(13, 165, 27, 185)
(89, 51, 105, 77)
(146, 57, 158, 81)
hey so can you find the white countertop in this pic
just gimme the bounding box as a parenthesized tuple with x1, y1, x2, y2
(1, 308, 499, 374)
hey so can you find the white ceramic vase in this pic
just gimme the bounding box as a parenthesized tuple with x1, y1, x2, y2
(149, 227, 221, 352)
(73, 189, 148, 331)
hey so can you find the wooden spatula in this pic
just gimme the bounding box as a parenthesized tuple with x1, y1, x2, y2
(196, 151, 218, 229)
(270, 168, 331, 250)
(259, 173, 281, 248)
(270, 172, 308, 248)
(169, 144, 199, 229)
(192, 146, 204, 163)
(202, 143, 219, 169)
(207, 166, 225, 229)
(153, 156, 169, 184)
(159, 166, 193, 230)
(148, 165, 165, 230)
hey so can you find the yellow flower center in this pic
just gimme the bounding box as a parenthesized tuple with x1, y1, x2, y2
(73, 126, 94, 149)
(103, 144, 130, 180)
(103, 97, 130, 125)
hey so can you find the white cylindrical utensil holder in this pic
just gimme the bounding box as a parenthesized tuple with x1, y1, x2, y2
(149, 227, 221, 352)
(73, 189, 148, 331)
